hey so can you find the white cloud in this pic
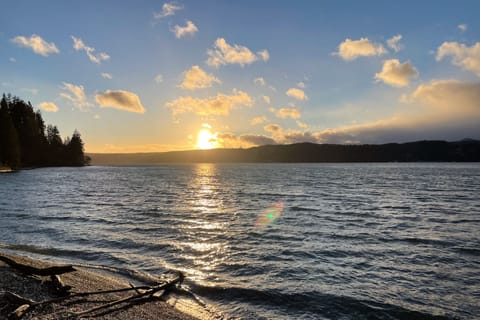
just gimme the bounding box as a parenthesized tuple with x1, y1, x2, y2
(11, 34, 59, 56)
(251, 116, 267, 125)
(375, 59, 418, 87)
(207, 38, 269, 67)
(172, 20, 198, 38)
(60, 82, 91, 109)
(71, 36, 110, 64)
(277, 108, 301, 119)
(101, 73, 112, 79)
(95, 90, 146, 113)
(257, 49, 270, 62)
(165, 89, 253, 116)
(297, 81, 305, 88)
(286, 88, 308, 101)
(387, 34, 403, 52)
(254, 77, 266, 86)
(38, 102, 58, 112)
(436, 41, 480, 76)
(154, 2, 183, 18)
(154, 74, 164, 83)
(262, 95, 271, 104)
(180, 65, 220, 90)
(458, 24, 467, 32)
(335, 37, 387, 61)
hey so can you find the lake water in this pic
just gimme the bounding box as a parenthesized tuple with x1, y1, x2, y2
(0, 164, 479, 319)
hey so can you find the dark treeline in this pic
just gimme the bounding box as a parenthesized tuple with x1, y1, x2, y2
(88, 140, 480, 165)
(0, 94, 88, 169)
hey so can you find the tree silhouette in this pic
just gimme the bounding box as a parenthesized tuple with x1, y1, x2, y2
(0, 96, 20, 168)
(0, 93, 88, 168)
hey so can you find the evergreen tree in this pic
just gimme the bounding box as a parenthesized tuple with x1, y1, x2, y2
(0, 93, 87, 168)
(66, 130, 85, 166)
(0, 96, 20, 168)
(46, 125, 64, 165)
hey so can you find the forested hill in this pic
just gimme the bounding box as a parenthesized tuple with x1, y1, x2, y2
(0, 94, 88, 169)
(88, 140, 480, 165)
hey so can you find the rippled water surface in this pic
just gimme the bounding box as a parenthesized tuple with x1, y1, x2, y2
(1, 163, 479, 319)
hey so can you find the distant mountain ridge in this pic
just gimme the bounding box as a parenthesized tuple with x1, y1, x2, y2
(88, 140, 480, 165)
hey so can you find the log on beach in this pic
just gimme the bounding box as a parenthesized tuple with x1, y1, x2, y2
(0, 253, 199, 320)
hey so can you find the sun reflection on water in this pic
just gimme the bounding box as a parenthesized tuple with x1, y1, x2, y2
(177, 163, 231, 284)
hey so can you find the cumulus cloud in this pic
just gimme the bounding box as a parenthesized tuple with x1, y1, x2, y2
(165, 89, 253, 116)
(38, 102, 58, 112)
(262, 95, 271, 104)
(286, 88, 308, 101)
(254, 77, 266, 86)
(436, 41, 480, 76)
(60, 82, 91, 109)
(172, 20, 198, 38)
(335, 37, 387, 61)
(95, 90, 146, 113)
(297, 82, 306, 88)
(154, 2, 183, 18)
(251, 116, 267, 125)
(72, 36, 110, 64)
(458, 24, 467, 32)
(257, 49, 270, 62)
(206, 38, 269, 67)
(375, 59, 419, 87)
(180, 65, 220, 90)
(277, 108, 301, 119)
(101, 73, 112, 79)
(387, 34, 403, 52)
(11, 34, 59, 56)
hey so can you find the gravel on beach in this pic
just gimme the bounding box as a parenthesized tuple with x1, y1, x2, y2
(0, 253, 201, 320)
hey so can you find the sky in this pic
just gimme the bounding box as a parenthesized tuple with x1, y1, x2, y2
(1, 0, 480, 153)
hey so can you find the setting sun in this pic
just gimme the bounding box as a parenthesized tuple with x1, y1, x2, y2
(196, 129, 217, 150)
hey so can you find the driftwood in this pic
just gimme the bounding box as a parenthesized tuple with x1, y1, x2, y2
(0, 255, 76, 276)
(0, 291, 34, 320)
(70, 271, 184, 317)
(0, 255, 186, 319)
(49, 275, 72, 296)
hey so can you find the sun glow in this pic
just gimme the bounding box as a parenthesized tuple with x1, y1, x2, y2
(196, 129, 217, 150)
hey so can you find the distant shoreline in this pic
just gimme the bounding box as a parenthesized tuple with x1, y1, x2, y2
(87, 140, 480, 165)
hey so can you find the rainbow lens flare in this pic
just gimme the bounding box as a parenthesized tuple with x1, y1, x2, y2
(255, 201, 284, 227)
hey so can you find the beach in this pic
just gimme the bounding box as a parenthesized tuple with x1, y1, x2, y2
(0, 252, 202, 320)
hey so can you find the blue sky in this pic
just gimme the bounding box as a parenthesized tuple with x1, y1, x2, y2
(2, 0, 479, 152)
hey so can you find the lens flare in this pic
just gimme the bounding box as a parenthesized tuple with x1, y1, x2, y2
(255, 201, 284, 227)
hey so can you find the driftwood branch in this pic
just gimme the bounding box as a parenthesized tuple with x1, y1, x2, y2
(0, 254, 187, 319)
(0, 255, 76, 276)
(71, 271, 184, 317)
(0, 291, 35, 320)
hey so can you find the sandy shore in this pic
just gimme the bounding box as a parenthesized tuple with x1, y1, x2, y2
(0, 252, 207, 320)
